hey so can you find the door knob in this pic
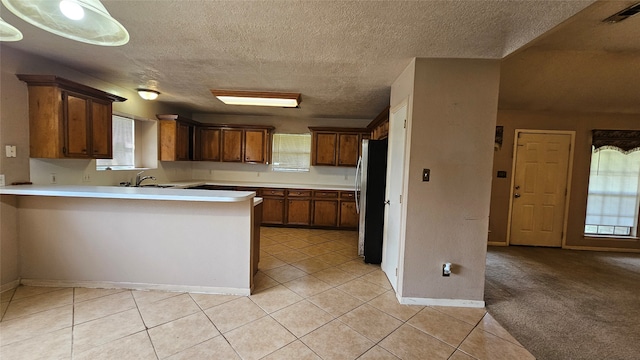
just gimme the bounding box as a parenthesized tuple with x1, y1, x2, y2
(384, 200, 391, 205)
(514, 193, 521, 198)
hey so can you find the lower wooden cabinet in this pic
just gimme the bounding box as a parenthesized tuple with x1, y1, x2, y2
(260, 188, 286, 225)
(312, 200, 338, 227)
(286, 189, 312, 225)
(339, 200, 358, 228)
(193, 185, 357, 230)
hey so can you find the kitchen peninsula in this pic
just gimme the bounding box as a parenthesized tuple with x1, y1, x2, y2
(0, 186, 261, 295)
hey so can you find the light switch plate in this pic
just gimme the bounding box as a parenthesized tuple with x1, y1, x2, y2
(422, 169, 430, 182)
(5, 145, 16, 158)
(0, 174, 5, 186)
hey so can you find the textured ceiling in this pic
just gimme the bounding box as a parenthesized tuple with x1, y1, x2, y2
(500, 0, 640, 114)
(1, 0, 597, 121)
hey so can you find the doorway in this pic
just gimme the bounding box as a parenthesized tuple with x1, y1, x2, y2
(508, 131, 574, 247)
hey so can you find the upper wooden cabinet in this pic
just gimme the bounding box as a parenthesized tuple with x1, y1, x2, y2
(157, 115, 196, 161)
(244, 129, 270, 163)
(199, 125, 273, 164)
(367, 106, 390, 140)
(17, 74, 126, 159)
(222, 128, 243, 162)
(199, 127, 221, 161)
(309, 127, 369, 167)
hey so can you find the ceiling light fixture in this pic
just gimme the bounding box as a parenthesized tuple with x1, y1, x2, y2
(210, 90, 301, 108)
(1, 0, 129, 46)
(0, 17, 23, 41)
(137, 89, 160, 101)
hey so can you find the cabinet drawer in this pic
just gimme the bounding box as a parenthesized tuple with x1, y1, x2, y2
(313, 190, 338, 198)
(260, 188, 285, 196)
(340, 191, 356, 200)
(287, 189, 312, 197)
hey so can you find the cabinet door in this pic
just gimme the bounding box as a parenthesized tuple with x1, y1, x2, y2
(337, 133, 359, 166)
(287, 198, 311, 225)
(64, 93, 89, 157)
(313, 132, 337, 166)
(90, 99, 112, 158)
(313, 200, 338, 227)
(262, 197, 285, 225)
(200, 128, 221, 161)
(158, 121, 177, 161)
(176, 123, 191, 160)
(339, 201, 359, 228)
(245, 129, 267, 163)
(222, 129, 243, 162)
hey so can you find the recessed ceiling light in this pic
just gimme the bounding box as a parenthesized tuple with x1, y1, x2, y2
(210, 90, 301, 108)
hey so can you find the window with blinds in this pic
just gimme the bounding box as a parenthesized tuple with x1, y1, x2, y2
(584, 148, 640, 237)
(271, 133, 311, 172)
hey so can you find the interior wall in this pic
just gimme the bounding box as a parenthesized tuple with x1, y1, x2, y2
(400, 58, 501, 302)
(490, 109, 640, 251)
(0, 46, 187, 288)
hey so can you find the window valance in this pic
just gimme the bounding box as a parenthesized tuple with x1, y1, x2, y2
(592, 129, 640, 154)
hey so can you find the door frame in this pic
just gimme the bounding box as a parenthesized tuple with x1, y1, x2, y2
(506, 129, 576, 247)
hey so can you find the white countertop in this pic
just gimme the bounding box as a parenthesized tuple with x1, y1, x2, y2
(0, 185, 256, 203)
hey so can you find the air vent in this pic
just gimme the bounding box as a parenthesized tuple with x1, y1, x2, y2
(603, 2, 640, 23)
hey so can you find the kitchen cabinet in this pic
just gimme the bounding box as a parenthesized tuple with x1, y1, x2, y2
(197, 125, 273, 164)
(222, 128, 243, 162)
(309, 127, 369, 167)
(367, 106, 390, 140)
(339, 191, 359, 229)
(199, 127, 221, 161)
(157, 115, 195, 161)
(312, 190, 339, 227)
(17, 74, 126, 159)
(286, 189, 312, 225)
(260, 188, 286, 225)
(244, 129, 269, 163)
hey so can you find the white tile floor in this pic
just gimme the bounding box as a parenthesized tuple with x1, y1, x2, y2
(0, 227, 533, 359)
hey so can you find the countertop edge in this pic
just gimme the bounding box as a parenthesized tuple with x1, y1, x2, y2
(0, 186, 255, 203)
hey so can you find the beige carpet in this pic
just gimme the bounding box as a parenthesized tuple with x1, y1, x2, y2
(485, 246, 640, 360)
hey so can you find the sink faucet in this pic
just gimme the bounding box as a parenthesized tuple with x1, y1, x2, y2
(135, 171, 156, 187)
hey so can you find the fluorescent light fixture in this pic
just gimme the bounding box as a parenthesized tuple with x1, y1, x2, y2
(211, 90, 301, 108)
(0, 17, 23, 41)
(137, 89, 160, 101)
(1, 0, 129, 46)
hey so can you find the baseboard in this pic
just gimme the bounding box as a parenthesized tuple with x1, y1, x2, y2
(19, 279, 251, 296)
(399, 295, 485, 308)
(563, 245, 640, 253)
(0, 279, 20, 293)
(488, 241, 508, 246)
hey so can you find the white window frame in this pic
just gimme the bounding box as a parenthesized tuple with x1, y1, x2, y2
(584, 147, 640, 238)
(96, 114, 158, 171)
(271, 133, 311, 172)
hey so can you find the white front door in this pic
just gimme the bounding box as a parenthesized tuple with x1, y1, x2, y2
(510, 132, 572, 247)
(382, 102, 407, 290)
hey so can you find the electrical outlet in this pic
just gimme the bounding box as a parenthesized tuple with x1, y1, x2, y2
(82, 174, 91, 182)
(50, 173, 57, 184)
(0, 174, 5, 186)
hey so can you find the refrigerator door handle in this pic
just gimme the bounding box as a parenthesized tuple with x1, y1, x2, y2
(355, 156, 362, 214)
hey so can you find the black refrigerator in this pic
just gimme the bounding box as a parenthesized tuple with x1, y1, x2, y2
(355, 138, 388, 264)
